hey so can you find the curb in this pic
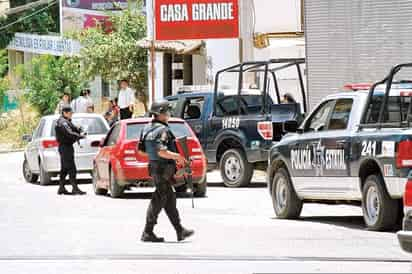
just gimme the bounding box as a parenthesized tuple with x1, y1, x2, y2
(0, 148, 24, 154)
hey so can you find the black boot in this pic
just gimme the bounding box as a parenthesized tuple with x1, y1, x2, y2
(141, 231, 165, 242)
(177, 227, 194, 242)
(57, 187, 71, 195)
(72, 188, 86, 195)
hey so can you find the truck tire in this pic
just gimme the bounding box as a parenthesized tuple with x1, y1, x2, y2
(109, 168, 124, 198)
(271, 168, 302, 219)
(362, 175, 399, 231)
(23, 158, 38, 183)
(220, 149, 253, 187)
(194, 177, 207, 197)
(92, 165, 107, 196)
(39, 161, 52, 186)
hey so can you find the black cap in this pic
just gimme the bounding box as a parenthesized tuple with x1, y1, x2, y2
(150, 100, 172, 115)
(62, 106, 73, 113)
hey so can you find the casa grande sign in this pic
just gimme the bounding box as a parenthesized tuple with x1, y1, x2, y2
(155, 0, 239, 40)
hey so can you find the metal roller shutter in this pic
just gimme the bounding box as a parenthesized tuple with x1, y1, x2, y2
(305, 0, 412, 109)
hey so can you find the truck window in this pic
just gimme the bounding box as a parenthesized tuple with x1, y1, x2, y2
(183, 97, 204, 120)
(305, 100, 335, 132)
(216, 95, 268, 116)
(366, 96, 411, 124)
(328, 99, 353, 130)
(168, 99, 179, 117)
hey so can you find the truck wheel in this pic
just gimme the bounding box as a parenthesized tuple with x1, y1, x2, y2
(23, 159, 38, 183)
(362, 175, 399, 231)
(220, 149, 253, 187)
(92, 165, 107, 196)
(271, 168, 302, 219)
(194, 177, 207, 197)
(109, 168, 124, 198)
(39, 162, 52, 186)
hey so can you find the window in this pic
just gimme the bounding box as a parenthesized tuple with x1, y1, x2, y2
(51, 117, 108, 136)
(366, 96, 411, 124)
(105, 125, 121, 146)
(126, 122, 193, 140)
(328, 99, 353, 130)
(305, 100, 335, 132)
(183, 97, 204, 120)
(34, 119, 45, 139)
(168, 99, 180, 117)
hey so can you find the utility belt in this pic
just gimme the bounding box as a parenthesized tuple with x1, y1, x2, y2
(149, 160, 176, 180)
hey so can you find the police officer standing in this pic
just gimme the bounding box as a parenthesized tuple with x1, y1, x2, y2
(55, 106, 87, 195)
(139, 100, 194, 242)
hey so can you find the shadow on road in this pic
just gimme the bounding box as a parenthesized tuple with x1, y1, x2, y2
(26, 178, 92, 186)
(119, 191, 207, 200)
(292, 215, 399, 233)
(206, 182, 266, 188)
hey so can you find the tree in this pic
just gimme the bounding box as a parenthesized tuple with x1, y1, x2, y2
(74, 4, 148, 105)
(0, 50, 9, 109)
(19, 55, 83, 115)
(0, 2, 59, 49)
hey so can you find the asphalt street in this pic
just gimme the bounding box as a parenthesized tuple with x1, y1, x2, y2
(1, 151, 412, 273)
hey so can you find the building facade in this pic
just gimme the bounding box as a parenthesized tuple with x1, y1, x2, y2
(145, 0, 305, 105)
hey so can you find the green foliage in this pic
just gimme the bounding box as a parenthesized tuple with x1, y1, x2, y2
(0, 3, 59, 49)
(19, 55, 83, 115)
(74, 4, 148, 100)
(0, 50, 9, 110)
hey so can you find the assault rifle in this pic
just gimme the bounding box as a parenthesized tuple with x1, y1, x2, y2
(177, 136, 194, 208)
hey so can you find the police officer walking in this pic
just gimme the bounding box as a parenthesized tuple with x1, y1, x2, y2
(55, 106, 87, 195)
(139, 100, 194, 242)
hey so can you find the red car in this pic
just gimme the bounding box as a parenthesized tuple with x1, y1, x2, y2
(91, 118, 207, 198)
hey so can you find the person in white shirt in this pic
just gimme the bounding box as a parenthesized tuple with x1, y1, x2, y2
(71, 90, 89, 113)
(84, 89, 94, 113)
(118, 79, 135, 119)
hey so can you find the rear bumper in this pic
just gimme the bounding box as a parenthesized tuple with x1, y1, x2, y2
(116, 159, 207, 185)
(245, 148, 269, 163)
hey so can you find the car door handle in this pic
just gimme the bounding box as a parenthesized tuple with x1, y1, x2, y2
(193, 125, 202, 133)
(336, 140, 348, 144)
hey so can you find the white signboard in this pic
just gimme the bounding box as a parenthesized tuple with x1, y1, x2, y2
(7, 33, 81, 56)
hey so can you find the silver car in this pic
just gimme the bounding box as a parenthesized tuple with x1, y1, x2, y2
(22, 113, 109, 185)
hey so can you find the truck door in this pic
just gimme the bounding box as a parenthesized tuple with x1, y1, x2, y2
(319, 98, 354, 196)
(289, 100, 336, 193)
(181, 96, 206, 150)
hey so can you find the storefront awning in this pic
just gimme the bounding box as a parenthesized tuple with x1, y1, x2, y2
(136, 38, 204, 55)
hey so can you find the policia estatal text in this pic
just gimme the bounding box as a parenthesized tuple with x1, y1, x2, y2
(55, 106, 87, 195)
(139, 100, 194, 242)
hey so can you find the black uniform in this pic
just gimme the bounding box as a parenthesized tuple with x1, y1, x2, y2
(141, 120, 182, 234)
(55, 116, 85, 195)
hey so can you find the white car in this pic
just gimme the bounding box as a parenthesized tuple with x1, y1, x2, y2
(22, 113, 109, 185)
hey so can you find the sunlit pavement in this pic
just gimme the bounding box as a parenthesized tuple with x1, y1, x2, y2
(1, 152, 411, 273)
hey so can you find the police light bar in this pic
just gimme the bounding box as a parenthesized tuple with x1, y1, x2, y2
(343, 83, 373, 91)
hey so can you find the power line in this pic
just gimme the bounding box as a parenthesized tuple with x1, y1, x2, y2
(0, 0, 57, 32)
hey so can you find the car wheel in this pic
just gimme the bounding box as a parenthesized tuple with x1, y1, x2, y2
(194, 177, 207, 197)
(39, 162, 52, 186)
(362, 175, 399, 231)
(220, 149, 253, 188)
(92, 165, 107, 196)
(271, 168, 302, 219)
(109, 168, 124, 198)
(23, 158, 38, 183)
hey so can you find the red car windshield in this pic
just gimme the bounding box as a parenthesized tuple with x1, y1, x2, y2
(126, 122, 193, 140)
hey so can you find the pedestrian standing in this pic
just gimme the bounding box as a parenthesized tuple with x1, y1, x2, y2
(55, 93, 71, 114)
(85, 89, 94, 113)
(55, 106, 87, 195)
(71, 90, 89, 113)
(118, 79, 135, 119)
(139, 100, 194, 242)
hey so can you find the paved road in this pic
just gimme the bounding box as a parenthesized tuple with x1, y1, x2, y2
(1, 152, 411, 273)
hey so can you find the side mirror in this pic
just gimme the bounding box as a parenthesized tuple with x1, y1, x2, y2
(283, 120, 299, 133)
(22, 134, 32, 142)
